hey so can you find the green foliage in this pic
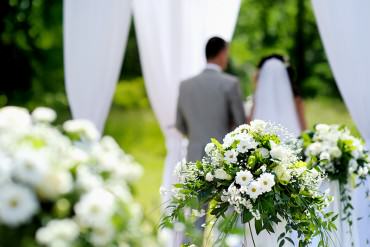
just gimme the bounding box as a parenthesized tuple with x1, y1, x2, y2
(113, 78, 149, 110)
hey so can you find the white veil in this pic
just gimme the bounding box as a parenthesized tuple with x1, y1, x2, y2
(253, 58, 301, 136)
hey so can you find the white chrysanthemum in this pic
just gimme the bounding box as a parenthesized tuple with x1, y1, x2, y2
(0, 106, 32, 129)
(36, 219, 79, 246)
(205, 172, 214, 182)
(236, 138, 258, 153)
(204, 143, 216, 155)
(37, 170, 73, 200)
(214, 169, 231, 180)
(257, 173, 275, 193)
(235, 170, 253, 186)
(0, 183, 39, 227)
(75, 188, 115, 228)
(0, 153, 12, 184)
(246, 181, 262, 199)
(224, 150, 238, 164)
(32, 107, 57, 123)
(90, 224, 115, 246)
(63, 119, 99, 141)
(249, 120, 267, 133)
(76, 166, 103, 191)
(14, 149, 49, 186)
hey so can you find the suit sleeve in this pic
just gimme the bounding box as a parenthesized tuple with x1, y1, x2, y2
(227, 79, 247, 127)
(175, 91, 188, 136)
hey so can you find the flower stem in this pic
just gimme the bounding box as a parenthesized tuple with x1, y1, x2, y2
(248, 222, 256, 247)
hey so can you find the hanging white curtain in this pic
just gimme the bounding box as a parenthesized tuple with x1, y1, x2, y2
(133, 0, 240, 245)
(64, 0, 132, 132)
(312, 0, 370, 246)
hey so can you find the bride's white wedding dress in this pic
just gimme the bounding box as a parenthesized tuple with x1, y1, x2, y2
(247, 58, 300, 247)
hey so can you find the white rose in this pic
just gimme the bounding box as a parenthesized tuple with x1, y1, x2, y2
(32, 107, 57, 123)
(319, 152, 330, 161)
(307, 143, 322, 156)
(214, 169, 231, 180)
(274, 165, 291, 184)
(250, 120, 267, 132)
(258, 148, 270, 159)
(205, 172, 214, 182)
(329, 146, 342, 158)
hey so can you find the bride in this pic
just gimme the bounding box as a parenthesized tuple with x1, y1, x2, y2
(250, 54, 306, 135)
(244, 55, 306, 246)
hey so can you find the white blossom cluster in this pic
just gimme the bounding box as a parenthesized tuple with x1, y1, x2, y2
(0, 106, 152, 247)
(304, 124, 370, 178)
(174, 120, 322, 217)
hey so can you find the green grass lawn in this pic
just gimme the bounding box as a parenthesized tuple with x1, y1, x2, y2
(103, 97, 357, 223)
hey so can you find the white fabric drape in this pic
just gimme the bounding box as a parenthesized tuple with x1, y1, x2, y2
(312, 0, 370, 246)
(133, 0, 240, 245)
(64, 0, 132, 132)
(253, 58, 301, 136)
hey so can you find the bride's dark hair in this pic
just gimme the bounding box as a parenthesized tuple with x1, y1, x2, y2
(257, 54, 301, 97)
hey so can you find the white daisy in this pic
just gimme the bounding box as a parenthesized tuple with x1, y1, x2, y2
(63, 119, 100, 142)
(0, 153, 12, 184)
(224, 150, 238, 164)
(0, 106, 32, 129)
(0, 183, 39, 227)
(257, 173, 275, 193)
(222, 134, 235, 149)
(235, 170, 253, 186)
(246, 181, 262, 199)
(236, 139, 257, 153)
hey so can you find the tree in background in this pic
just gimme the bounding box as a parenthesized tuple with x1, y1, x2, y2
(231, 0, 339, 98)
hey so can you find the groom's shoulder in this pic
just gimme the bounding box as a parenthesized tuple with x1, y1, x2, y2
(219, 72, 238, 83)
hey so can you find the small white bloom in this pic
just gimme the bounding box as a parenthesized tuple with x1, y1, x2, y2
(63, 119, 100, 141)
(319, 152, 330, 161)
(235, 170, 253, 186)
(224, 150, 238, 164)
(329, 146, 342, 158)
(250, 120, 267, 133)
(222, 134, 235, 149)
(246, 181, 262, 199)
(204, 143, 216, 155)
(358, 166, 369, 177)
(0, 153, 12, 184)
(75, 188, 115, 228)
(307, 142, 322, 156)
(270, 142, 291, 163)
(0, 183, 39, 227)
(349, 159, 359, 172)
(205, 172, 214, 182)
(274, 164, 292, 184)
(37, 170, 73, 200)
(214, 169, 231, 180)
(90, 224, 115, 246)
(32, 107, 57, 123)
(0, 106, 32, 129)
(257, 173, 275, 193)
(36, 219, 79, 246)
(14, 149, 49, 186)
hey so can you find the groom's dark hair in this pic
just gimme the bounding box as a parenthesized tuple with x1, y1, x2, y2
(205, 37, 227, 60)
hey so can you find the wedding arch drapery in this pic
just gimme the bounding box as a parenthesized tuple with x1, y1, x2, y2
(64, 0, 132, 132)
(312, 0, 370, 245)
(133, 0, 240, 245)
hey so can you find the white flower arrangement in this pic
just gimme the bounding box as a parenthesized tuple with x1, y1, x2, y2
(0, 106, 155, 247)
(162, 120, 336, 247)
(300, 123, 370, 237)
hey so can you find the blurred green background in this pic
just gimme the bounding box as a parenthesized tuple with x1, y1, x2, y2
(0, 0, 357, 222)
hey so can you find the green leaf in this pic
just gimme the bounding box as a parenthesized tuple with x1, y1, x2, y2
(242, 211, 253, 223)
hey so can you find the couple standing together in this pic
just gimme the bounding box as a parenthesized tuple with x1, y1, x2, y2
(175, 37, 306, 245)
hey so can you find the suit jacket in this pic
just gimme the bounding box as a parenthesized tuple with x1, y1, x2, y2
(176, 68, 246, 162)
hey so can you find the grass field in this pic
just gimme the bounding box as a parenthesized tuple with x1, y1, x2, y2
(103, 97, 357, 223)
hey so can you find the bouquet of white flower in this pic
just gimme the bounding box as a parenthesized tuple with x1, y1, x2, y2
(300, 124, 370, 232)
(162, 120, 336, 247)
(0, 106, 155, 247)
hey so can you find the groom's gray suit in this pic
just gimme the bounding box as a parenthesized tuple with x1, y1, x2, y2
(176, 66, 246, 162)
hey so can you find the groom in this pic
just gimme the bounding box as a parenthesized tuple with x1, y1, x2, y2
(176, 36, 246, 163)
